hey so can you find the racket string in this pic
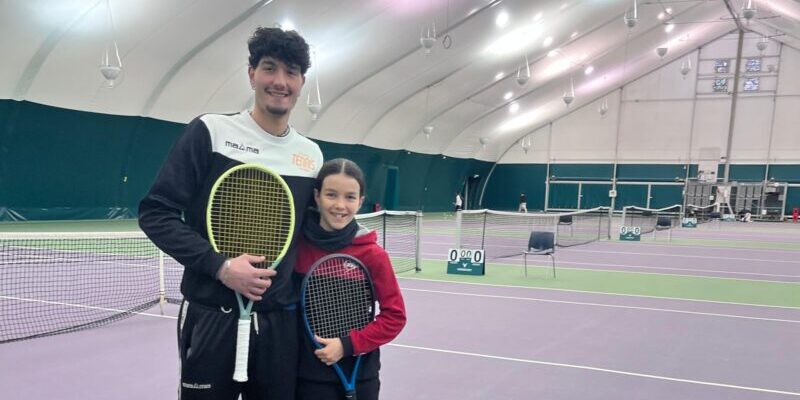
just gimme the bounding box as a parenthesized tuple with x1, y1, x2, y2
(209, 168, 293, 264)
(305, 258, 374, 339)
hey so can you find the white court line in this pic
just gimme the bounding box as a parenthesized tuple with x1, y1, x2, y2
(399, 277, 800, 310)
(403, 288, 800, 324)
(420, 252, 800, 282)
(422, 237, 800, 258)
(387, 343, 800, 397)
(565, 248, 800, 264)
(0, 296, 175, 319)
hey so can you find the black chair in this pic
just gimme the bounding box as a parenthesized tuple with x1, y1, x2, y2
(557, 215, 573, 236)
(655, 216, 672, 230)
(523, 231, 556, 278)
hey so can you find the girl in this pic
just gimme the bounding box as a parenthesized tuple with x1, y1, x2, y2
(295, 158, 407, 400)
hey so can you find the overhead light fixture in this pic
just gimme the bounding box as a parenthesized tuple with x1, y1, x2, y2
(624, 0, 638, 29)
(533, 12, 543, 22)
(548, 49, 560, 58)
(509, 102, 520, 113)
(423, 125, 434, 139)
(664, 23, 675, 33)
(99, 0, 122, 87)
(504, 91, 513, 101)
(656, 47, 668, 59)
(598, 97, 609, 118)
(306, 49, 322, 120)
(423, 86, 433, 139)
(562, 76, 575, 107)
(496, 11, 509, 27)
(742, 0, 757, 22)
(516, 55, 530, 86)
(584, 65, 594, 75)
(495, 72, 504, 80)
(520, 135, 532, 154)
(479, 137, 489, 149)
(680, 56, 692, 78)
(543, 36, 553, 48)
(756, 36, 768, 52)
(420, 22, 436, 55)
(280, 19, 296, 32)
(570, 31, 579, 39)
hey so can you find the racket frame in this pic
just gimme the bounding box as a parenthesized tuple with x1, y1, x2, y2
(206, 163, 295, 382)
(300, 253, 377, 399)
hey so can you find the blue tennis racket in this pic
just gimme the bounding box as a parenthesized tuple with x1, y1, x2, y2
(301, 254, 376, 400)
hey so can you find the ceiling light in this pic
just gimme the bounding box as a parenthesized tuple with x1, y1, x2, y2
(570, 31, 579, 39)
(543, 36, 553, 47)
(656, 47, 668, 59)
(624, 0, 638, 29)
(479, 137, 489, 148)
(548, 49, 560, 57)
(509, 102, 520, 113)
(504, 91, 513, 100)
(280, 19, 296, 32)
(680, 56, 692, 78)
(420, 23, 436, 55)
(495, 72, 504, 80)
(598, 98, 609, 118)
(496, 11, 509, 27)
(664, 23, 675, 33)
(742, 0, 756, 21)
(584, 65, 594, 75)
(533, 12, 543, 22)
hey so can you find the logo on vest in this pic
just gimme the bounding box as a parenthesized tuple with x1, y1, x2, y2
(292, 153, 316, 172)
(225, 141, 260, 154)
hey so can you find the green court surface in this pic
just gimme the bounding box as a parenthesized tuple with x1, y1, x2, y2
(401, 259, 800, 309)
(0, 219, 140, 232)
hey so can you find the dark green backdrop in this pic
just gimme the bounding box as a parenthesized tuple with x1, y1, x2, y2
(1, 100, 799, 220)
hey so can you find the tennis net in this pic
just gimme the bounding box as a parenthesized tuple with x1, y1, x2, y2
(456, 207, 611, 259)
(621, 204, 683, 234)
(0, 210, 420, 343)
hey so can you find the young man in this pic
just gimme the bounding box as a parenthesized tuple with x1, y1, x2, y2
(518, 193, 527, 213)
(139, 27, 322, 400)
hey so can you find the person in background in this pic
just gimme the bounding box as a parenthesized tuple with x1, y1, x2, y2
(518, 193, 528, 213)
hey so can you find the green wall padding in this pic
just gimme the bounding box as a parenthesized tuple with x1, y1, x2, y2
(649, 185, 684, 209)
(768, 165, 800, 184)
(615, 184, 648, 209)
(616, 164, 687, 182)
(729, 165, 766, 182)
(481, 164, 547, 211)
(580, 183, 612, 209)
(549, 183, 579, 209)
(0, 100, 491, 220)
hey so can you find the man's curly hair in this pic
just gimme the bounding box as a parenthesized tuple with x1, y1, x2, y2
(248, 27, 311, 75)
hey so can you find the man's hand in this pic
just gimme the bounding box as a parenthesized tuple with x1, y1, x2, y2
(314, 336, 344, 366)
(218, 254, 276, 301)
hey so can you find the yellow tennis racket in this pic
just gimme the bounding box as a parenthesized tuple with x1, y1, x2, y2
(206, 163, 295, 382)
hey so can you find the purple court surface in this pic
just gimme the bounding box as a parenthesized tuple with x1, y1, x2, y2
(2, 220, 799, 399)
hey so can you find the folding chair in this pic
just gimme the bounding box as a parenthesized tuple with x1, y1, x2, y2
(523, 231, 556, 278)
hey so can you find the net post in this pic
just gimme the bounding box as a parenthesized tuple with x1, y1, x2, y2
(455, 210, 462, 249)
(481, 211, 487, 249)
(415, 211, 422, 272)
(158, 249, 166, 315)
(382, 211, 387, 249)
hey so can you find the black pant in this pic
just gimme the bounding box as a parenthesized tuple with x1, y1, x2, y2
(178, 300, 299, 400)
(296, 378, 380, 400)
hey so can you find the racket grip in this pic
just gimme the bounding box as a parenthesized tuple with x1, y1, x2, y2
(232, 319, 251, 382)
(345, 390, 358, 400)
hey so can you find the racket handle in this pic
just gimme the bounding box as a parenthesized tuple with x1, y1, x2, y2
(345, 390, 357, 400)
(232, 318, 251, 382)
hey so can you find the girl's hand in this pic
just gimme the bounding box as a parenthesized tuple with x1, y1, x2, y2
(314, 336, 344, 366)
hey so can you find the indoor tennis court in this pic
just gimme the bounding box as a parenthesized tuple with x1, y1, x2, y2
(3, 1, 800, 399)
